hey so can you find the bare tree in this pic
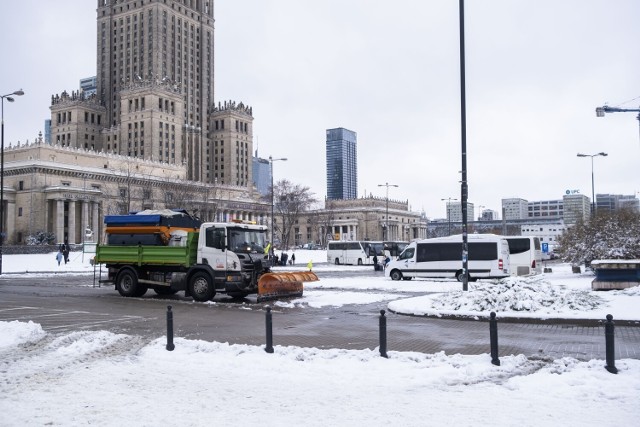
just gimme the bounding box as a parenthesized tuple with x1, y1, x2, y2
(271, 179, 317, 249)
(318, 199, 336, 246)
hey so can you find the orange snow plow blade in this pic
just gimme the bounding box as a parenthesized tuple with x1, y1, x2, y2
(257, 271, 319, 302)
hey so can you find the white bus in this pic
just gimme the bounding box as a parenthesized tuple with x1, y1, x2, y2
(386, 234, 511, 281)
(504, 236, 542, 276)
(383, 241, 409, 257)
(327, 241, 379, 265)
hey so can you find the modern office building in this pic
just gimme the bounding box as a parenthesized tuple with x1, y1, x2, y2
(479, 209, 499, 221)
(252, 151, 271, 197)
(528, 199, 563, 218)
(596, 194, 640, 213)
(502, 198, 529, 220)
(563, 194, 590, 225)
(79, 76, 97, 97)
(43, 119, 51, 144)
(520, 221, 566, 255)
(326, 127, 357, 200)
(446, 201, 474, 223)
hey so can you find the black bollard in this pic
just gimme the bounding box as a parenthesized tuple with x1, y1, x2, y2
(379, 309, 388, 358)
(489, 312, 500, 366)
(166, 305, 175, 351)
(604, 314, 618, 374)
(265, 306, 274, 354)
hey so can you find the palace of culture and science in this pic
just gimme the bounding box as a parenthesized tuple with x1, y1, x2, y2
(3, 0, 429, 247)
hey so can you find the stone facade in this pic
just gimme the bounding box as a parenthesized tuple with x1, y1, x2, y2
(277, 196, 428, 248)
(2, 141, 269, 245)
(210, 101, 254, 187)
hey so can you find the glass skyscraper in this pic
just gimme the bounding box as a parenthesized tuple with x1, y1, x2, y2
(326, 127, 357, 200)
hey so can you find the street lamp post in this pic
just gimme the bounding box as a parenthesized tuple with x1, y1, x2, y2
(269, 156, 287, 256)
(441, 197, 458, 236)
(1, 89, 24, 275)
(458, 0, 469, 291)
(577, 152, 607, 215)
(378, 182, 398, 240)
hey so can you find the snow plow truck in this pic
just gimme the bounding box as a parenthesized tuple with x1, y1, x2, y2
(93, 209, 317, 302)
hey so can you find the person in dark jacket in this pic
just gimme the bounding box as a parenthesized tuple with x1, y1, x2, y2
(63, 243, 70, 264)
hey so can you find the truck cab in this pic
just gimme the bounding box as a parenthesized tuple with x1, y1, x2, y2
(197, 223, 270, 297)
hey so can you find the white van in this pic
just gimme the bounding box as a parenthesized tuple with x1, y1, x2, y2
(386, 234, 511, 281)
(503, 236, 542, 276)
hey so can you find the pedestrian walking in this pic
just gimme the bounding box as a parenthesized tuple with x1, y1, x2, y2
(373, 254, 379, 271)
(63, 243, 70, 264)
(56, 250, 63, 266)
(291, 253, 296, 265)
(307, 260, 313, 271)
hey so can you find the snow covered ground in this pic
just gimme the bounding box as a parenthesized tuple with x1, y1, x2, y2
(1, 250, 640, 426)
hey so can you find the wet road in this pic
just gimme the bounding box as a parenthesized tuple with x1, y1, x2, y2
(1, 271, 639, 361)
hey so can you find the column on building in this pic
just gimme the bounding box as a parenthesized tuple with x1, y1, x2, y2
(92, 202, 100, 242)
(56, 199, 65, 244)
(6, 200, 16, 244)
(82, 200, 89, 241)
(67, 200, 76, 244)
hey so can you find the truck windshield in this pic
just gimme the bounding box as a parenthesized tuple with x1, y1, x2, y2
(228, 227, 267, 254)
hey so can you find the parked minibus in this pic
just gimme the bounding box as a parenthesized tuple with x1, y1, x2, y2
(504, 236, 542, 276)
(386, 234, 511, 281)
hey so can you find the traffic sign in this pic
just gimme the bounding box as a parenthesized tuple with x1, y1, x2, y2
(542, 243, 549, 253)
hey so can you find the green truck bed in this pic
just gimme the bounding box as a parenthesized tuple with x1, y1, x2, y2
(94, 232, 199, 267)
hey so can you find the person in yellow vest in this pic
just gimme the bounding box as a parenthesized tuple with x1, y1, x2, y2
(307, 260, 313, 271)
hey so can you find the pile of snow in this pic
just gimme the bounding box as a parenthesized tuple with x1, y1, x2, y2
(0, 320, 46, 350)
(430, 275, 604, 313)
(1, 320, 639, 426)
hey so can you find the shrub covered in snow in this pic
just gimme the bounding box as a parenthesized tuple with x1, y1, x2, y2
(557, 209, 640, 266)
(25, 231, 56, 246)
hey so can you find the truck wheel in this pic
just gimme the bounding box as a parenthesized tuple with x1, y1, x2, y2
(357, 259, 363, 265)
(116, 269, 141, 297)
(189, 272, 215, 302)
(334, 258, 340, 265)
(456, 271, 466, 282)
(390, 270, 403, 281)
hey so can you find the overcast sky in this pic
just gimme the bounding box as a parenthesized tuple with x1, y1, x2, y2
(1, 0, 639, 218)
